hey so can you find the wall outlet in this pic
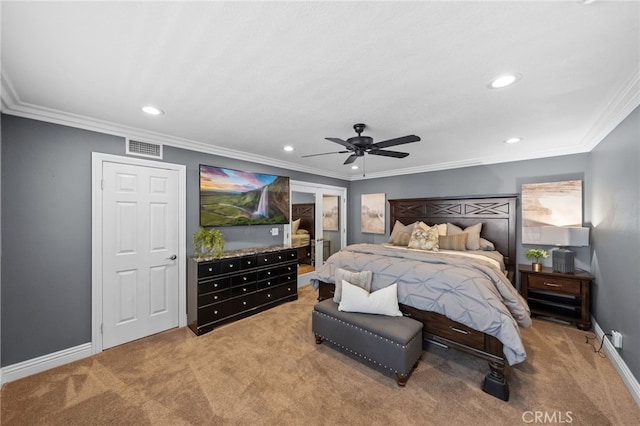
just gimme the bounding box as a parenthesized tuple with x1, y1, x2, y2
(611, 330, 623, 349)
(270, 228, 279, 236)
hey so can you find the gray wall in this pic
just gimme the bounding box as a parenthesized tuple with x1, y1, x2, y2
(590, 106, 639, 381)
(347, 154, 591, 271)
(0, 114, 347, 366)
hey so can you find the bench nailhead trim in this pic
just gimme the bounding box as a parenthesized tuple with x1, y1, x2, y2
(312, 310, 421, 375)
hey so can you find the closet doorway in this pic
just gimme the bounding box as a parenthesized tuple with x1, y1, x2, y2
(290, 181, 347, 286)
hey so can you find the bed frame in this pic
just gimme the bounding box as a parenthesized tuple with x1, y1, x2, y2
(389, 194, 518, 400)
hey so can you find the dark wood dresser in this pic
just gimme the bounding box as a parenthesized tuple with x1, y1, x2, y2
(188, 246, 298, 335)
(519, 264, 593, 330)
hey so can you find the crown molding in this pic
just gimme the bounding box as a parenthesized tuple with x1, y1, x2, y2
(580, 67, 640, 151)
(2, 68, 637, 182)
(0, 73, 351, 181)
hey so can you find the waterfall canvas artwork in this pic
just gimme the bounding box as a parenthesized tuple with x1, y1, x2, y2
(199, 164, 290, 227)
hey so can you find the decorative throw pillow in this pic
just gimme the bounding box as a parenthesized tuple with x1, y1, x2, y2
(439, 233, 468, 251)
(338, 281, 402, 317)
(291, 218, 301, 235)
(446, 223, 482, 251)
(434, 223, 447, 236)
(387, 220, 416, 246)
(479, 237, 495, 251)
(407, 221, 439, 251)
(333, 268, 373, 303)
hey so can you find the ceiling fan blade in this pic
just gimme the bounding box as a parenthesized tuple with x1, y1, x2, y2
(301, 150, 349, 158)
(368, 149, 409, 159)
(372, 135, 421, 149)
(326, 137, 357, 150)
(343, 154, 359, 165)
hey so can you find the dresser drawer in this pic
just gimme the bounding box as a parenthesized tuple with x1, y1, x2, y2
(277, 282, 297, 299)
(198, 289, 231, 306)
(220, 258, 241, 274)
(279, 263, 296, 275)
(257, 266, 279, 281)
(257, 277, 279, 291)
(231, 271, 257, 286)
(198, 301, 232, 324)
(197, 261, 220, 278)
(285, 249, 297, 261)
(233, 293, 257, 311)
(199, 277, 229, 294)
(527, 275, 581, 295)
(241, 255, 257, 269)
(231, 283, 257, 297)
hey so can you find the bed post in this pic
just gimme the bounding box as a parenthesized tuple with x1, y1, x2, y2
(483, 360, 509, 401)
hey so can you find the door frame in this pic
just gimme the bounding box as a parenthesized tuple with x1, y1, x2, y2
(290, 180, 347, 285)
(91, 153, 187, 355)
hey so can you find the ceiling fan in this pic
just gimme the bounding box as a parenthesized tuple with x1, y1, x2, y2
(302, 123, 421, 165)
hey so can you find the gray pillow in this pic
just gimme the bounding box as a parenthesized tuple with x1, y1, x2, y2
(333, 268, 373, 303)
(387, 220, 416, 246)
(446, 222, 482, 250)
(479, 237, 495, 251)
(439, 233, 468, 251)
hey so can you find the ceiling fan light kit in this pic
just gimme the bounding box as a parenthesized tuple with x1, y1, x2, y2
(302, 123, 421, 166)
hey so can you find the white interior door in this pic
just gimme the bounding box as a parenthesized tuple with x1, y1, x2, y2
(101, 161, 180, 349)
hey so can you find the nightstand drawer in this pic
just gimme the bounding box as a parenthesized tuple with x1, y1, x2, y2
(527, 275, 581, 295)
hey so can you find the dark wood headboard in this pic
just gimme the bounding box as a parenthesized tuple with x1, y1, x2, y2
(292, 203, 315, 239)
(389, 195, 518, 270)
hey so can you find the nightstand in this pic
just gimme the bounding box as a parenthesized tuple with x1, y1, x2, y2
(519, 264, 593, 330)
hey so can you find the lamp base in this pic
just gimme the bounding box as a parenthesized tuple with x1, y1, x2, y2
(552, 248, 575, 273)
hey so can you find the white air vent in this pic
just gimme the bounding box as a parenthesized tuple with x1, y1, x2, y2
(126, 138, 163, 159)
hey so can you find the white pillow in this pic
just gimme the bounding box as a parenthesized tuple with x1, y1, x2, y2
(338, 280, 402, 317)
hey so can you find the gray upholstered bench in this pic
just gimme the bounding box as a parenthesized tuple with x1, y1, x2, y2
(312, 298, 423, 386)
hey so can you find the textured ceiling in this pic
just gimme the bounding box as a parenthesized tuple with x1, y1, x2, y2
(1, 1, 639, 180)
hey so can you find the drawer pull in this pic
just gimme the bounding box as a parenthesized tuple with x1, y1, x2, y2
(544, 282, 561, 287)
(243, 276, 248, 281)
(243, 301, 247, 305)
(247, 261, 252, 265)
(214, 295, 218, 300)
(214, 310, 218, 314)
(213, 283, 218, 288)
(449, 326, 469, 335)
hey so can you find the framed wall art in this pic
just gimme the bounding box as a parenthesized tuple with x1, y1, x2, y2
(521, 179, 583, 244)
(361, 193, 386, 234)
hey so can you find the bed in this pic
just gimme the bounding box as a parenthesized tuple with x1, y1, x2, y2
(291, 203, 314, 264)
(311, 194, 529, 400)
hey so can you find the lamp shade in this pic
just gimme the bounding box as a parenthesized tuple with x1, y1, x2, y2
(539, 226, 589, 247)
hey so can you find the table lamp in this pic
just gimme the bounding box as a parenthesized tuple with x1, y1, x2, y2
(539, 226, 590, 273)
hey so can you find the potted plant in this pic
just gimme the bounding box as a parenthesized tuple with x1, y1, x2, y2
(525, 248, 548, 272)
(193, 227, 225, 260)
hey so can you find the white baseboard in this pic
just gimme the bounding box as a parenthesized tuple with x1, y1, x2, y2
(1, 343, 92, 386)
(592, 318, 640, 407)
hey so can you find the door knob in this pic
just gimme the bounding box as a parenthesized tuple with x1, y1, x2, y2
(167, 254, 177, 260)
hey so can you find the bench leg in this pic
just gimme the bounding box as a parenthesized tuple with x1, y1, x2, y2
(396, 373, 408, 387)
(315, 334, 323, 344)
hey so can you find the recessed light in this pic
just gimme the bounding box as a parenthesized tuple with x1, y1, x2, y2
(351, 165, 359, 170)
(504, 137, 522, 144)
(142, 105, 164, 115)
(488, 73, 522, 89)
(283, 145, 294, 152)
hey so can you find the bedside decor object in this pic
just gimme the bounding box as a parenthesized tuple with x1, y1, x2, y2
(193, 227, 225, 260)
(539, 226, 589, 273)
(524, 248, 548, 272)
